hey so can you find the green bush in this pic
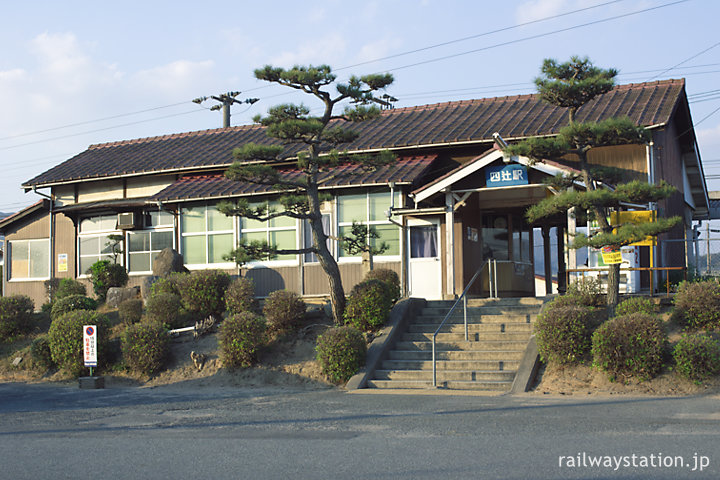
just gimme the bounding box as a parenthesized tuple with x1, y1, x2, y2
(591, 313, 667, 380)
(88, 260, 129, 302)
(177, 270, 230, 318)
(50, 295, 98, 321)
(145, 293, 186, 329)
(150, 273, 185, 297)
(674, 280, 720, 330)
(673, 333, 720, 382)
(218, 312, 267, 369)
(565, 277, 605, 307)
(118, 298, 144, 324)
(56, 278, 87, 299)
(48, 310, 111, 376)
(364, 268, 401, 303)
(615, 297, 658, 317)
(121, 321, 170, 375)
(263, 290, 305, 333)
(344, 279, 393, 331)
(316, 326, 367, 384)
(535, 301, 595, 364)
(225, 277, 258, 315)
(44, 278, 61, 302)
(0, 295, 35, 341)
(30, 336, 55, 371)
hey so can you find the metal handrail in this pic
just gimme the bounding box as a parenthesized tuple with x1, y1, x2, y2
(432, 259, 497, 387)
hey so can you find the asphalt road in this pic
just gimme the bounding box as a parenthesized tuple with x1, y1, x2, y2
(0, 382, 719, 480)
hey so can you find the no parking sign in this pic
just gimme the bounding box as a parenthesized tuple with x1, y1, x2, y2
(83, 325, 97, 368)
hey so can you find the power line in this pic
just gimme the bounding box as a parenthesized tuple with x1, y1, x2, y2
(646, 40, 720, 82)
(380, 0, 689, 74)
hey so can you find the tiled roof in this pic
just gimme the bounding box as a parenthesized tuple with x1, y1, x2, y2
(152, 155, 436, 202)
(24, 79, 686, 187)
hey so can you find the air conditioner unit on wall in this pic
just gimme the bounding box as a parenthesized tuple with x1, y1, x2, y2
(117, 212, 139, 229)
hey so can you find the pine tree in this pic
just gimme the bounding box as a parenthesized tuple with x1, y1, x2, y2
(218, 65, 394, 324)
(503, 56, 680, 311)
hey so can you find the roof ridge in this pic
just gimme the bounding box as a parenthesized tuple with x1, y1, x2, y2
(88, 123, 264, 150)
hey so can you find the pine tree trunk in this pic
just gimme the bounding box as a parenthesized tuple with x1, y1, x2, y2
(606, 262, 620, 316)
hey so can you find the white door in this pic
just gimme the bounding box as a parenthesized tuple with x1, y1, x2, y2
(408, 218, 442, 299)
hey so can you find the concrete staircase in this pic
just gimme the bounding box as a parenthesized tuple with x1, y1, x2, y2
(366, 297, 543, 391)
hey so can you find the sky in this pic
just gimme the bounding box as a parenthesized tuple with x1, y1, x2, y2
(1, 0, 720, 215)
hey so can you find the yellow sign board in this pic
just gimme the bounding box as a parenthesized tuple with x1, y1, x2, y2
(601, 245, 622, 264)
(610, 210, 656, 247)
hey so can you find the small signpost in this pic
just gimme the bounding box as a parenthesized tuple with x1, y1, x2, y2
(80, 325, 103, 389)
(601, 245, 623, 265)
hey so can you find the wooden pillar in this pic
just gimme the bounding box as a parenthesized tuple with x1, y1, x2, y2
(445, 191, 455, 298)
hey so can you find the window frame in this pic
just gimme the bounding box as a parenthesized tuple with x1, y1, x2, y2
(240, 199, 299, 268)
(77, 214, 123, 277)
(8, 238, 50, 282)
(180, 203, 236, 269)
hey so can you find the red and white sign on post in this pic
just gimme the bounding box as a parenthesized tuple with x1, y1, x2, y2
(84, 325, 97, 368)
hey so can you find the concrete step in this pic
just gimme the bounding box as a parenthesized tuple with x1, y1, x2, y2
(381, 359, 520, 371)
(374, 369, 516, 382)
(414, 313, 535, 324)
(394, 340, 530, 352)
(421, 305, 541, 316)
(387, 350, 525, 361)
(427, 297, 545, 308)
(366, 379, 513, 390)
(402, 332, 532, 342)
(408, 323, 533, 334)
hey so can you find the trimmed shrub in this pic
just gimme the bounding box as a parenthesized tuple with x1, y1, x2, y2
(121, 321, 170, 375)
(673, 333, 720, 382)
(55, 278, 87, 299)
(344, 279, 393, 331)
(565, 277, 605, 307)
(44, 278, 61, 302)
(118, 298, 144, 324)
(535, 301, 595, 364)
(0, 295, 35, 341)
(88, 260, 129, 302)
(674, 280, 720, 330)
(225, 277, 258, 315)
(30, 336, 55, 371)
(50, 295, 98, 321)
(263, 290, 305, 333)
(218, 312, 267, 369)
(145, 293, 185, 329)
(316, 326, 367, 384)
(364, 268, 401, 303)
(150, 273, 185, 297)
(177, 270, 230, 318)
(591, 313, 667, 380)
(48, 310, 111, 376)
(615, 296, 658, 317)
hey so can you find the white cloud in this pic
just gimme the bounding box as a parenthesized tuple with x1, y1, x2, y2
(354, 37, 403, 65)
(132, 60, 216, 96)
(514, 0, 606, 24)
(697, 122, 720, 158)
(270, 33, 347, 67)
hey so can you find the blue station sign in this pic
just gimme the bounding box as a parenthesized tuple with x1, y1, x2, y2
(485, 164, 529, 188)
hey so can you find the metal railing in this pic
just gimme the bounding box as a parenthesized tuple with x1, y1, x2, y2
(432, 259, 497, 387)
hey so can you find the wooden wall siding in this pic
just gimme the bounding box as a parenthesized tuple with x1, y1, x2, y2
(4, 212, 49, 240)
(54, 213, 76, 278)
(304, 264, 330, 295)
(244, 266, 300, 297)
(556, 144, 647, 182)
(125, 175, 176, 198)
(4, 281, 46, 311)
(77, 179, 124, 203)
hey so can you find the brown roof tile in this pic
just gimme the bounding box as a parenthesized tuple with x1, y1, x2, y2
(24, 79, 686, 187)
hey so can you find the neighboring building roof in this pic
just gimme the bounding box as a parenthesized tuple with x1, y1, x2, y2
(152, 155, 436, 203)
(23, 79, 687, 188)
(0, 200, 49, 233)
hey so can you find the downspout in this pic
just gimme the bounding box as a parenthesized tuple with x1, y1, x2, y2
(33, 186, 55, 281)
(646, 141, 658, 291)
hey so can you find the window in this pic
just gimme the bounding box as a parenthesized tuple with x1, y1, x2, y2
(338, 190, 401, 258)
(9, 239, 49, 280)
(78, 214, 122, 274)
(127, 211, 175, 273)
(180, 204, 234, 265)
(303, 214, 332, 263)
(240, 200, 298, 262)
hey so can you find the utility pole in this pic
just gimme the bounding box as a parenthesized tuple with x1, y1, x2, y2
(193, 92, 259, 128)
